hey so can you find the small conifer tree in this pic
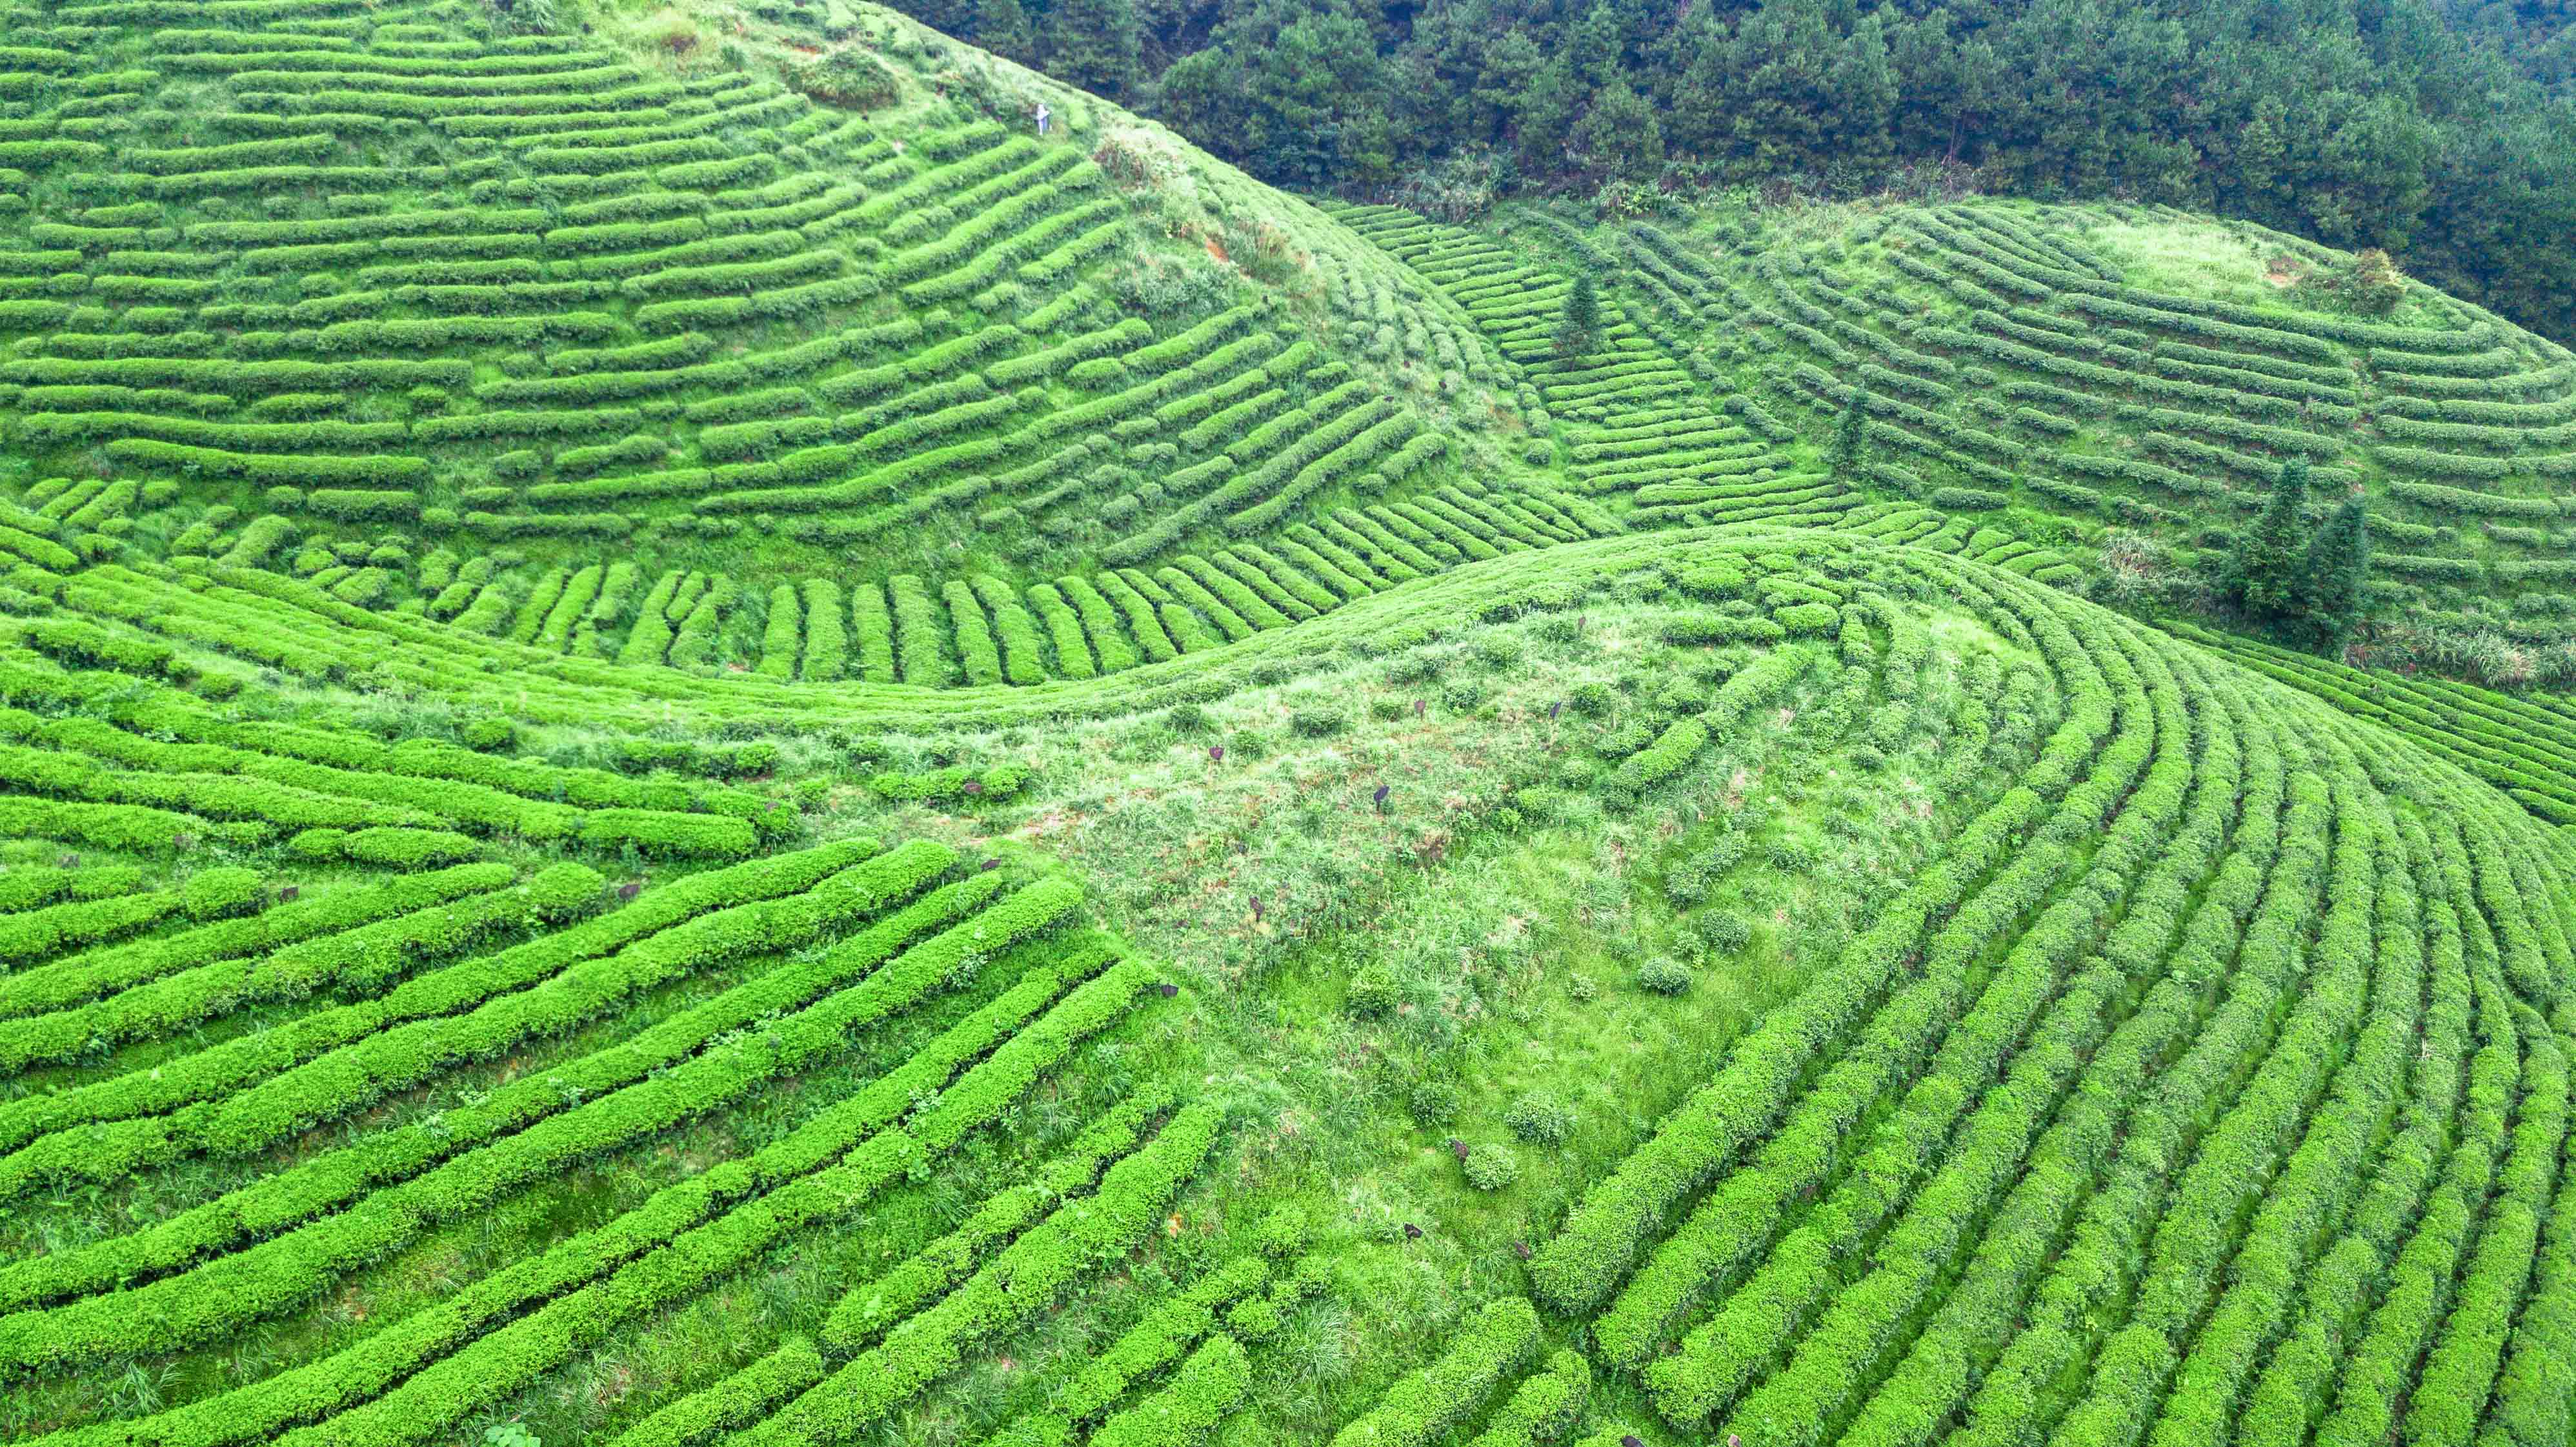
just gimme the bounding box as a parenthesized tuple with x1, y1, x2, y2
(1554, 273, 1599, 357)
(2297, 494, 2370, 650)
(2235, 454, 2310, 616)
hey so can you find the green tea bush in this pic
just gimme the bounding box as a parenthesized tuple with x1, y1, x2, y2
(1692, 911, 1752, 954)
(1347, 965, 1400, 1018)
(1637, 958, 1693, 994)
(1505, 1091, 1575, 1145)
(1463, 1143, 1521, 1191)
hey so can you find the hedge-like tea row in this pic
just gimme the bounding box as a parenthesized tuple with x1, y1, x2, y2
(1327, 1297, 1542, 1447)
(0, 865, 536, 1072)
(983, 1254, 1277, 1447)
(1574, 199, 2576, 614)
(732, 1093, 1226, 1445)
(1609, 644, 1819, 798)
(1464, 1351, 1591, 1447)
(0, 851, 956, 1208)
(0, 875, 1084, 1370)
(821, 1082, 1180, 1350)
(1084, 1335, 1251, 1447)
(1609, 594, 2177, 1402)
(1530, 572, 2120, 1314)
(0, 842, 887, 1164)
(83, 938, 1151, 1447)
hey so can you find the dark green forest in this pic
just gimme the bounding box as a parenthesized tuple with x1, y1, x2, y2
(894, 0, 2576, 345)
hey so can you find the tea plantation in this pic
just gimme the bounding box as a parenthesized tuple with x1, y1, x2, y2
(0, 0, 2573, 1444)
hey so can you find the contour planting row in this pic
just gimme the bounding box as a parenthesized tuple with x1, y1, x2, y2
(1340, 202, 2089, 583)
(1615, 198, 2576, 614)
(0, 4, 1528, 602)
(0, 636, 780, 856)
(0, 845, 1049, 1327)
(186, 469, 1609, 687)
(0, 0, 1587, 651)
(5, 523, 2043, 738)
(15, 872, 1172, 1447)
(2169, 618, 2576, 824)
(1524, 548, 2576, 1446)
(0, 838, 943, 1203)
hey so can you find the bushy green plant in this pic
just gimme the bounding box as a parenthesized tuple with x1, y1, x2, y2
(180, 867, 262, 922)
(528, 863, 607, 923)
(1505, 1091, 1574, 1145)
(1289, 705, 1350, 738)
(787, 47, 899, 108)
(1347, 965, 1400, 1018)
(1462, 1143, 1520, 1191)
(1384, 651, 1446, 685)
(1533, 614, 1587, 645)
(1409, 1078, 1463, 1126)
(1693, 911, 1753, 954)
(1254, 1204, 1314, 1259)
(1637, 957, 1693, 995)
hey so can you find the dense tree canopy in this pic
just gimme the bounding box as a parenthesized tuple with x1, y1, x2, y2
(900, 0, 2576, 344)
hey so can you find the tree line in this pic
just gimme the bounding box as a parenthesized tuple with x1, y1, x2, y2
(903, 0, 2576, 347)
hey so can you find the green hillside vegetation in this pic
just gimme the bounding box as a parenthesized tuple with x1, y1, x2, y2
(1327, 196, 2576, 684)
(0, 0, 1564, 681)
(0, 3, 2573, 1447)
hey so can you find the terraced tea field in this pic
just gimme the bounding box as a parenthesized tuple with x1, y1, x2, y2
(0, 0, 2573, 1444)
(1337, 197, 2576, 679)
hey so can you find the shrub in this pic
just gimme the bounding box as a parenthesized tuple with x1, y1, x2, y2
(1289, 706, 1350, 738)
(787, 47, 898, 107)
(180, 866, 263, 921)
(1775, 602, 1842, 637)
(1505, 1091, 1574, 1146)
(1637, 957, 1693, 994)
(1328, 1297, 1540, 1447)
(1409, 1078, 1463, 1126)
(1692, 911, 1752, 954)
(1254, 1204, 1314, 1259)
(1676, 560, 1749, 599)
(1462, 1144, 1520, 1191)
(528, 862, 606, 922)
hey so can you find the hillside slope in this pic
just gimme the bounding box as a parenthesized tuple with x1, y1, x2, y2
(0, 0, 1580, 681)
(0, 5, 2574, 1447)
(1330, 196, 2576, 681)
(8, 518, 2576, 1447)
